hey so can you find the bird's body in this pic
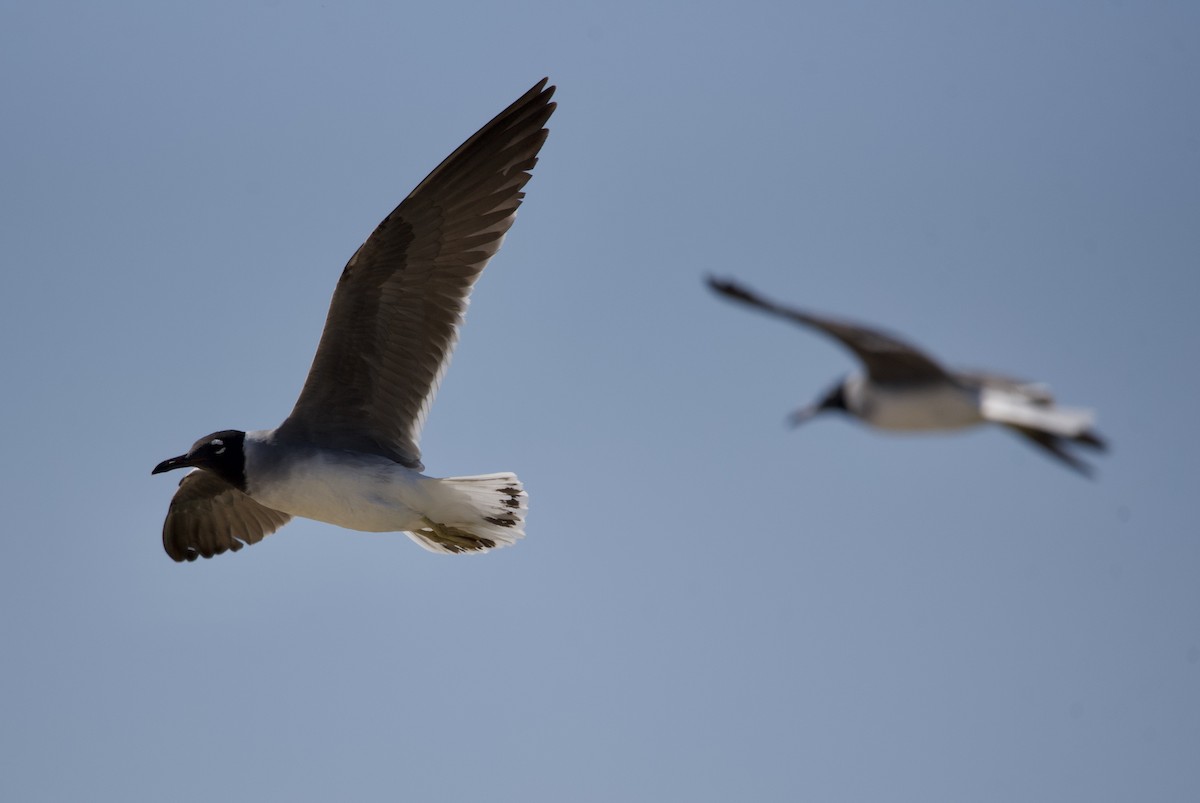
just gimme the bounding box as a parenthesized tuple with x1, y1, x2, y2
(242, 432, 523, 551)
(242, 432, 436, 534)
(842, 375, 984, 432)
(708, 277, 1107, 475)
(153, 79, 555, 561)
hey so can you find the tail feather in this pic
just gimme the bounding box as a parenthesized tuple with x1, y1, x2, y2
(406, 472, 527, 555)
(981, 390, 1095, 438)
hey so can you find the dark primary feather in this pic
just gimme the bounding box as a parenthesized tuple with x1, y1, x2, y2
(277, 79, 557, 468)
(1005, 426, 1103, 478)
(707, 277, 949, 384)
(163, 471, 292, 562)
(1073, 430, 1108, 451)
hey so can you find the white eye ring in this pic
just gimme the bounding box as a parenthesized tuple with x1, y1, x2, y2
(212, 438, 226, 454)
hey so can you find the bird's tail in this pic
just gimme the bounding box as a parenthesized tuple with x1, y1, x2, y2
(979, 388, 1107, 476)
(406, 472, 527, 554)
(980, 390, 1095, 438)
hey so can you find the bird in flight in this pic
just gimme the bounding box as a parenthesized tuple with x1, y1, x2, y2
(708, 276, 1107, 476)
(153, 79, 556, 561)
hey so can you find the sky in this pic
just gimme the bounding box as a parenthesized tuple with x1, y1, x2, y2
(2, 1, 1198, 801)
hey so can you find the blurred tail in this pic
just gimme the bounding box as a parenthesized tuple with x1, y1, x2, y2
(981, 388, 1107, 477)
(407, 472, 527, 554)
(981, 390, 1096, 438)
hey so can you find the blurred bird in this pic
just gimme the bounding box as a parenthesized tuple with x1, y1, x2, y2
(152, 79, 556, 561)
(708, 276, 1107, 476)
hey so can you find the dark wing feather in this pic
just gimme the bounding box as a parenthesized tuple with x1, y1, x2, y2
(163, 471, 292, 562)
(707, 277, 949, 384)
(1005, 426, 1098, 478)
(276, 80, 556, 468)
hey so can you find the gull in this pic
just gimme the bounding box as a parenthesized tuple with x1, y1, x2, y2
(152, 79, 556, 561)
(708, 276, 1107, 475)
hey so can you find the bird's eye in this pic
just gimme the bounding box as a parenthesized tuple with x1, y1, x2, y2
(212, 438, 226, 454)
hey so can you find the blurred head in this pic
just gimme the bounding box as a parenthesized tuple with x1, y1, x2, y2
(787, 381, 848, 427)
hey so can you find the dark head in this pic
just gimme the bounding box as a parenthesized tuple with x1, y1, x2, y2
(152, 429, 247, 490)
(787, 381, 848, 427)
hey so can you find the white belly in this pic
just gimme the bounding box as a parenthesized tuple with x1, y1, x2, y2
(246, 446, 432, 532)
(857, 382, 984, 431)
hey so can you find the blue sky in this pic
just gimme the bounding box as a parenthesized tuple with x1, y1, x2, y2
(2, 2, 1198, 801)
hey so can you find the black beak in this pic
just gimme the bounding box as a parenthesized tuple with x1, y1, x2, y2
(152, 454, 191, 475)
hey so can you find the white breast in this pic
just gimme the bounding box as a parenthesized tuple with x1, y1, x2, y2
(849, 377, 985, 432)
(244, 435, 432, 532)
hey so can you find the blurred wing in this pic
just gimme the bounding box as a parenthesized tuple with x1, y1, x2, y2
(707, 277, 949, 384)
(163, 470, 292, 562)
(276, 79, 557, 468)
(1005, 426, 1096, 478)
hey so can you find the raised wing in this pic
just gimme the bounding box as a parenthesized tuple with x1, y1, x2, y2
(707, 277, 949, 384)
(276, 80, 557, 468)
(163, 471, 292, 562)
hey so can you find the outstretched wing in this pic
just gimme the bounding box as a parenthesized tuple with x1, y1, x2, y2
(707, 277, 949, 384)
(276, 80, 557, 469)
(163, 471, 292, 562)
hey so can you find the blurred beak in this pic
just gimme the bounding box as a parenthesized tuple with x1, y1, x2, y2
(786, 405, 821, 428)
(152, 454, 191, 475)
